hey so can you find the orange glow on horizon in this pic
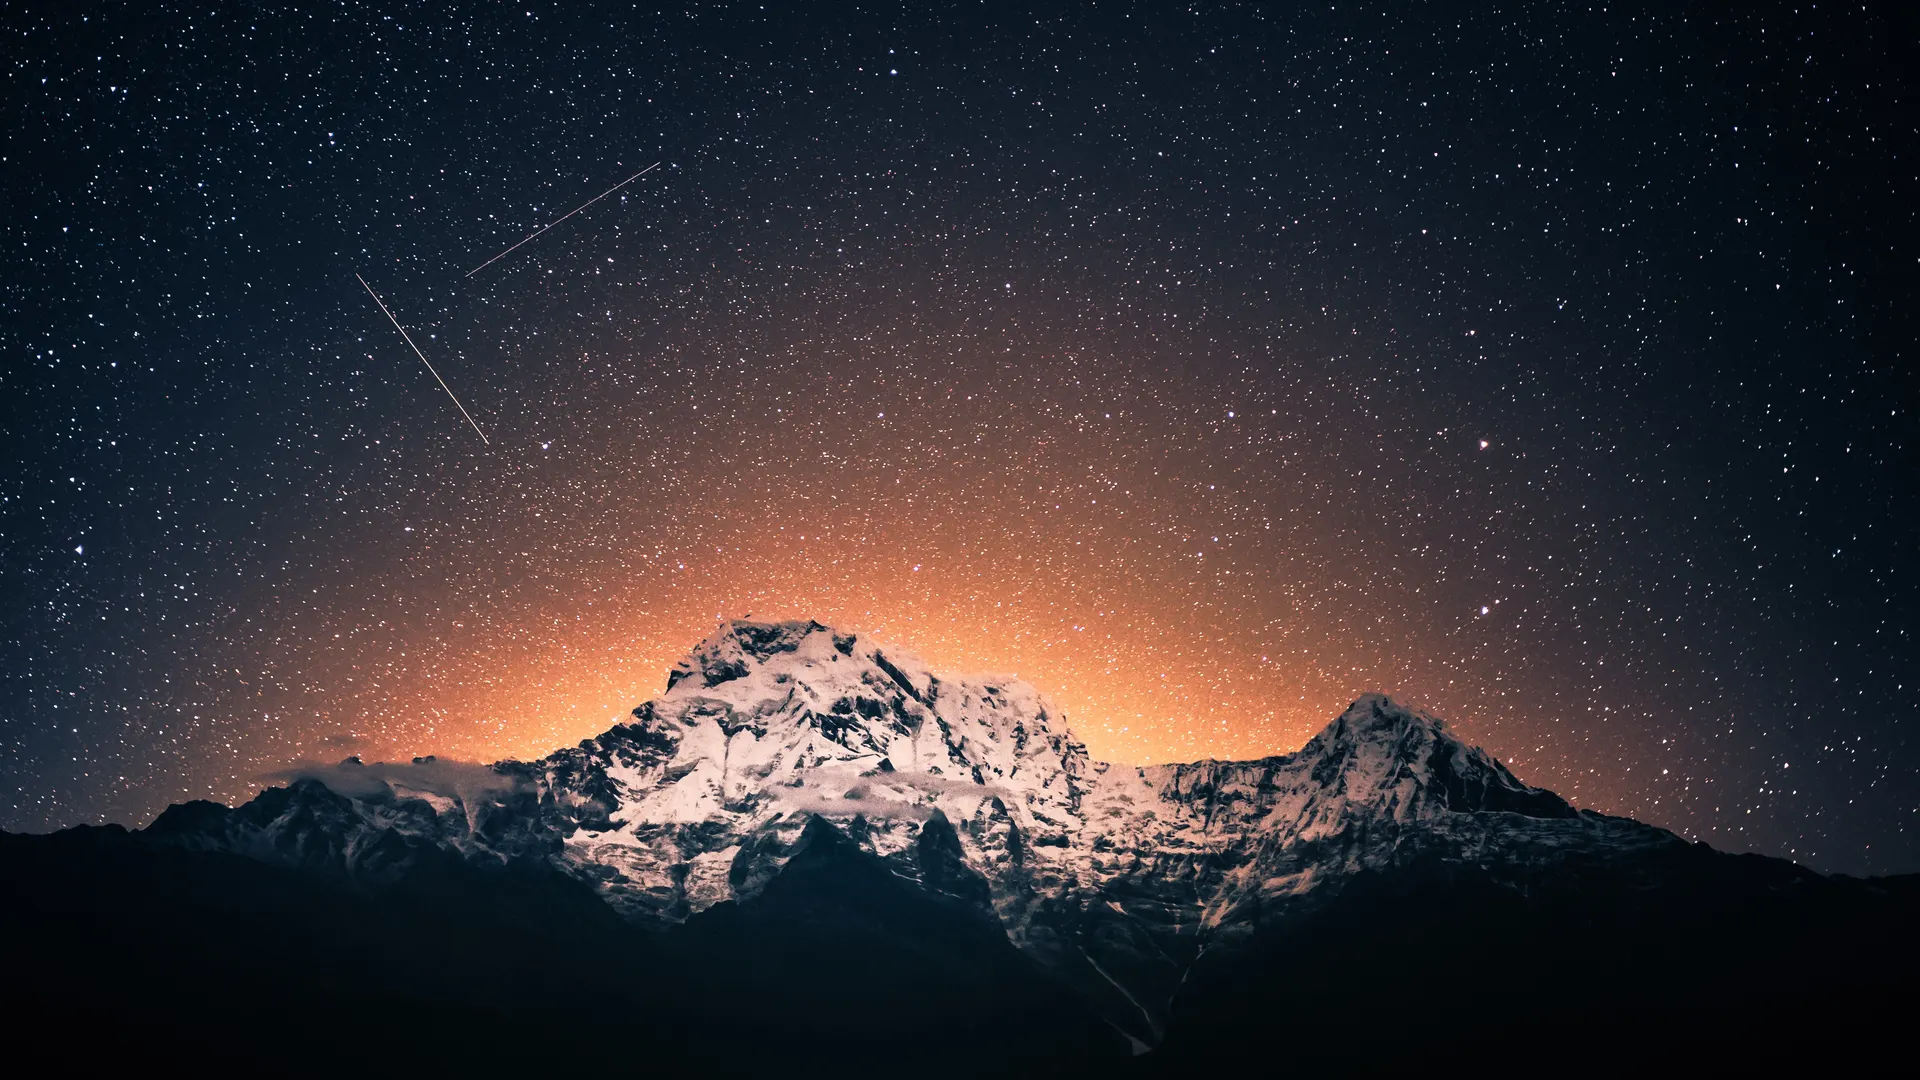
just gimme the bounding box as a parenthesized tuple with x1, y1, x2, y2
(206, 331, 1621, 824)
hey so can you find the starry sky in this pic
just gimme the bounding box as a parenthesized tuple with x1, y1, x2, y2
(3, 1, 1915, 873)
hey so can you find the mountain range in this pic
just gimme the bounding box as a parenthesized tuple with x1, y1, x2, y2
(6, 619, 1915, 1073)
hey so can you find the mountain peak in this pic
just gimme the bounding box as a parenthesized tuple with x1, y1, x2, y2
(655, 618, 956, 721)
(665, 618, 854, 693)
(1294, 693, 1452, 766)
(1334, 692, 1448, 734)
(1292, 692, 1576, 822)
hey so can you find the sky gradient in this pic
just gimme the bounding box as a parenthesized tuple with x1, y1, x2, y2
(3, 1, 1915, 873)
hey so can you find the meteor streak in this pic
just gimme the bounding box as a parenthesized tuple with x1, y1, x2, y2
(356, 273, 490, 446)
(464, 162, 660, 278)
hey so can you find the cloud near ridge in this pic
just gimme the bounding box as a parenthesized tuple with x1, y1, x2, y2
(767, 765, 1012, 821)
(260, 756, 529, 804)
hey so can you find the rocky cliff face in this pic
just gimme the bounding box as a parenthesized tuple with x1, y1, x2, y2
(146, 618, 1686, 1046)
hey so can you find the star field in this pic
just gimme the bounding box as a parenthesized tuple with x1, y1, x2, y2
(2, 1, 1915, 873)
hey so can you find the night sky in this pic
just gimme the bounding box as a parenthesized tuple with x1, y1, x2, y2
(3, 2, 1914, 874)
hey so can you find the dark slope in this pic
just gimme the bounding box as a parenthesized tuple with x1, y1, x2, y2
(675, 814, 1131, 1064)
(0, 818, 1128, 1074)
(10, 814, 1917, 1074)
(0, 824, 690, 1072)
(1143, 844, 1920, 1073)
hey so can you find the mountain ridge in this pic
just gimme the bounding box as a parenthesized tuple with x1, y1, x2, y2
(8, 617, 1918, 1070)
(131, 618, 1692, 1047)
(149, 620, 1651, 898)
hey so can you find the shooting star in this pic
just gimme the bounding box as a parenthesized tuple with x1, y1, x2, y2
(465, 161, 660, 278)
(356, 273, 490, 446)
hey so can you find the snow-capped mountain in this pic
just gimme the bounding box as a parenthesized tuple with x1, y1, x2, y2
(145, 618, 1691, 1046)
